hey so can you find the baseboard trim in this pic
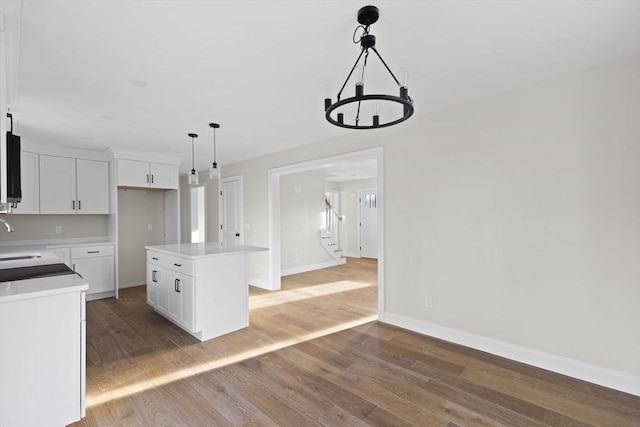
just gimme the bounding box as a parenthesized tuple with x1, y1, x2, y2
(381, 312, 640, 397)
(248, 276, 275, 290)
(342, 251, 360, 258)
(281, 260, 343, 277)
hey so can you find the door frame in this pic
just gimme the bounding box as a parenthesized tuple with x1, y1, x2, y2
(219, 175, 244, 244)
(267, 147, 385, 319)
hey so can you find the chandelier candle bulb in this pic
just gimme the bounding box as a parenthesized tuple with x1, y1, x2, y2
(373, 114, 380, 126)
(337, 113, 344, 124)
(355, 82, 364, 97)
(324, 97, 331, 111)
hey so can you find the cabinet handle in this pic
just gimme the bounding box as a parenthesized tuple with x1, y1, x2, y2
(175, 278, 181, 293)
(174, 263, 182, 267)
(146, 174, 149, 183)
(152, 270, 157, 282)
(151, 174, 154, 184)
(78, 200, 81, 210)
(72, 200, 75, 210)
(87, 250, 100, 254)
(152, 257, 159, 260)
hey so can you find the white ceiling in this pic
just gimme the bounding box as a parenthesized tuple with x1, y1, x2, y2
(4, 0, 639, 175)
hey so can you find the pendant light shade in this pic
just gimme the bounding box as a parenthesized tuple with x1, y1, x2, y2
(209, 123, 220, 180)
(188, 133, 199, 185)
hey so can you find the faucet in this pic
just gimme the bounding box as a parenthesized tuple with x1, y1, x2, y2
(0, 218, 14, 233)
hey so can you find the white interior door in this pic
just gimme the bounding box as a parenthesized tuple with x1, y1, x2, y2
(220, 176, 243, 245)
(359, 189, 378, 259)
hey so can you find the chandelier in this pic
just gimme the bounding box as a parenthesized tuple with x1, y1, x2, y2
(324, 5, 414, 129)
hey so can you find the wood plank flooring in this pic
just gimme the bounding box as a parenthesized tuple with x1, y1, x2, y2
(70, 258, 639, 426)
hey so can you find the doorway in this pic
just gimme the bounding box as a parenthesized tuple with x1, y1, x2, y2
(189, 184, 206, 243)
(267, 147, 384, 318)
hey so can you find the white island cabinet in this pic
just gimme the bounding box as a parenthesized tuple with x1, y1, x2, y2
(0, 272, 88, 426)
(146, 243, 267, 341)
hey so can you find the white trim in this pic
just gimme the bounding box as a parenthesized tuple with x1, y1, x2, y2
(268, 147, 384, 317)
(382, 312, 640, 397)
(342, 251, 360, 258)
(248, 276, 272, 290)
(281, 260, 343, 277)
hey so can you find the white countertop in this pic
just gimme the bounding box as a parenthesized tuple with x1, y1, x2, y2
(0, 270, 89, 303)
(145, 242, 268, 259)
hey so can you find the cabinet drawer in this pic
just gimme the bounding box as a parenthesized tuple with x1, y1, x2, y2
(147, 251, 194, 276)
(71, 245, 114, 259)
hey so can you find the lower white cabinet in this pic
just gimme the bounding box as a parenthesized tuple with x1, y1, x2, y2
(147, 257, 195, 332)
(49, 243, 115, 300)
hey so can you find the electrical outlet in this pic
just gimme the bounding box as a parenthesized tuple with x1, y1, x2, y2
(55, 226, 62, 234)
(295, 253, 302, 261)
(425, 295, 433, 308)
(147, 224, 152, 231)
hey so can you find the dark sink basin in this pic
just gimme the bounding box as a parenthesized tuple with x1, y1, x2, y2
(0, 263, 77, 282)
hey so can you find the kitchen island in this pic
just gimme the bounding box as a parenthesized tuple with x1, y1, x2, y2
(145, 242, 267, 341)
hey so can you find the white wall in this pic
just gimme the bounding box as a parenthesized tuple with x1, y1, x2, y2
(219, 56, 640, 379)
(280, 171, 334, 271)
(117, 188, 165, 288)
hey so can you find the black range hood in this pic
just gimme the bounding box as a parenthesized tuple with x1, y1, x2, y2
(3, 113, 21, 206)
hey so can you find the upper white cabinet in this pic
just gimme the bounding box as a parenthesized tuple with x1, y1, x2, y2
(10, 150, 39, 214)
(76, 159, 109, 213)
(40, 156, 109, 214)
(116, 159, 178, 189)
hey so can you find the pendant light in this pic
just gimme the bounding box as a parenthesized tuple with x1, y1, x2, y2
(188, 133, 199, 185)
(324, 5, 414, 129)
(209, 123, 220, 179)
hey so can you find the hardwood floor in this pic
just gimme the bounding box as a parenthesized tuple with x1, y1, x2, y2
(70, 258, 639, 426)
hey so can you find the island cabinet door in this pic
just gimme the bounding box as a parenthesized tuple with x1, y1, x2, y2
(146, 264, 159, 307)
(167, 272, 195, 331)
(167, 273, 182, 322)
(156, 268, 169, 314)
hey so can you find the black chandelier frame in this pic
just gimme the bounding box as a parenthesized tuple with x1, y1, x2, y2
(324, 5, 414, 130)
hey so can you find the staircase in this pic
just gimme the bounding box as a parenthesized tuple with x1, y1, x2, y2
(320, 198, 346, 265)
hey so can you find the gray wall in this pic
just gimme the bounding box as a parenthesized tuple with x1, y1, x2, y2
(218, 56, 640, 376)
(280, 170, 334, 271)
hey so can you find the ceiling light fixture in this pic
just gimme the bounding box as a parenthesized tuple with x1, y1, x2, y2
(209, 123, 220, 179)
(324, 5, 414, 129)
(188, 133, 199, 185)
